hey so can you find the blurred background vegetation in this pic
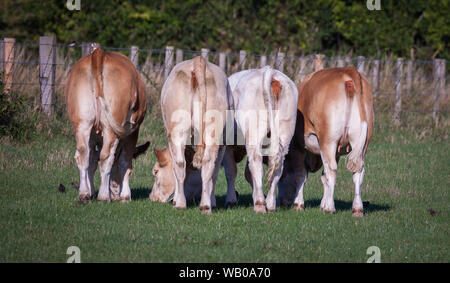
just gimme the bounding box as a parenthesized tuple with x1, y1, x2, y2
(1, 0, 448, 60)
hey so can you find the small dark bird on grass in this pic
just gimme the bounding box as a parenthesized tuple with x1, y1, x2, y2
(429, 209, 440, 216)
(58, 184, 66, 193)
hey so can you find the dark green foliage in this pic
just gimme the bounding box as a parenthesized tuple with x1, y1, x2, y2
(0, 0, 448, 59)
(0, 75, 37, 141)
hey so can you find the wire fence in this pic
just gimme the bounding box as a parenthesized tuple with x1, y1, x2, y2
(1, 38, 449, 121)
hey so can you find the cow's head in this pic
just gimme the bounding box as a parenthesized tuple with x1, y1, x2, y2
(149, 147, 176, 202)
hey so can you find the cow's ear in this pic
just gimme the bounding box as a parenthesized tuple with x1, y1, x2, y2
(154, 148, 169, 167)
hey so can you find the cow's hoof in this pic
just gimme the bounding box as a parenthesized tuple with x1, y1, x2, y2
(111, 194, 121, 202)
(267, 207, 276, 213)
(120, 196, 131, 203)
(320, 207, 336, 214)
(352, 208, 364, 217)
(225, 201, 237, 208)
(173, 202, 187, 210)
(200, 205, 211, 214)
(294, 203, 305, 211)
(97, 196, 110, 202)
(254, 202, 267, 214)
(78, 194, 91, 205)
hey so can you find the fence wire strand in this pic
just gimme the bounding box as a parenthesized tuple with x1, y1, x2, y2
(1, 42, 449, 116)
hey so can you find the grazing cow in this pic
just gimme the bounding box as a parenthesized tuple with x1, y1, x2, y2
(277, 66, 374, 216)
(157, 56, 232, 213)
(66, 46, 147, 203)
(149, 147, 202, 203)
(149, 146, 244, 206)
(231, 66, 298, 213)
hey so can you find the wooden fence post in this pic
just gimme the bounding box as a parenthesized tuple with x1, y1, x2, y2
(394, 58, 403, 124)
(219, 52, 226, 72)
(260, 55, 267, 68)
(201, 48, 209, 61)
(176, 49, 183, 65)
(81, 42, 92, 57)
(372, 59, 380, 95)
(406, 59, 413, 94)
(239, 50, 246, 70)
(297, 57, 307, 82)
(0, 40, 4, 74)
(276, 52, 284, 71)
(314, 54, 324, 71)
(357, 56, 365, 75)
(345, 56, 352, 67)
(130, 45, 139, 67)
(433, 59, 446, 120)
(164, 46, 174, 81)
(39, 36, 56, 116)
(3, 38, 15, 95)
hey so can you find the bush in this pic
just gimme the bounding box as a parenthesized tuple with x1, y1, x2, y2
(0, 75, 38, 141)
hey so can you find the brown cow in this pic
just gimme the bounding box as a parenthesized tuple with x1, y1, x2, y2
(66, 46, 147, 203)
(277, 66, 374, 216)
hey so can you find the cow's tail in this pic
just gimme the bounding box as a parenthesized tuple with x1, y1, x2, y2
(91, 48, 125, 137)
(346, 69, 367, 173)
(191, 56, 207, 169)
(262, 66, 283, 184)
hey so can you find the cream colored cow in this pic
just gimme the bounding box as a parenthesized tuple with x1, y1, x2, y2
(156, 56, 232, 213)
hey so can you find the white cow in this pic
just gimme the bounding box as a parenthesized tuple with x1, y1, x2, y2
(230, 66, 298, 213)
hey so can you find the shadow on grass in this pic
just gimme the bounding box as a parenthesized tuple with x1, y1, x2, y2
(304, 198, 391, 213)
(132, 187, 151, 200)
(215, 194, 391, 213)
(133, 188, 391, 214)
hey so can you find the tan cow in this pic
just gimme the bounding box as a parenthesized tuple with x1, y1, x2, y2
(277, 66, 374, 216)
(156, 56, 232, 213)
(66, 46, 147, 203)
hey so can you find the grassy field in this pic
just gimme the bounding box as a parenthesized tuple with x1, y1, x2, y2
(0, 106, 449, 263)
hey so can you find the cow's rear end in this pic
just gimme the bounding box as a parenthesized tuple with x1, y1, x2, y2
(280, 66, 374, 216)
(159, 56, 231, 213)
(66, 47, 147, 203)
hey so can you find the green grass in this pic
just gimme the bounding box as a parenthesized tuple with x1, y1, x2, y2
(0, 108, 449, 263)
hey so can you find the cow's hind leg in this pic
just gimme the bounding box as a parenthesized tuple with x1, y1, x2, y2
(74, 123, 94, 204)
(246, 146, 266, 214)
(87, 134, 99, 198)
(97, 129, 119, 202)
(118, 129, 139, 202)
(223, 148, 238, 208)
(319, 143, 338, 213)
(110, 159, 121, 201)
(199, 145, 222, 213)
(348, 122, 368, 217)
(351, 165, 365, 217)
(265, 156, 283, 212)
(293, 166, 307, 211)
(169, 141, 187, 209)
